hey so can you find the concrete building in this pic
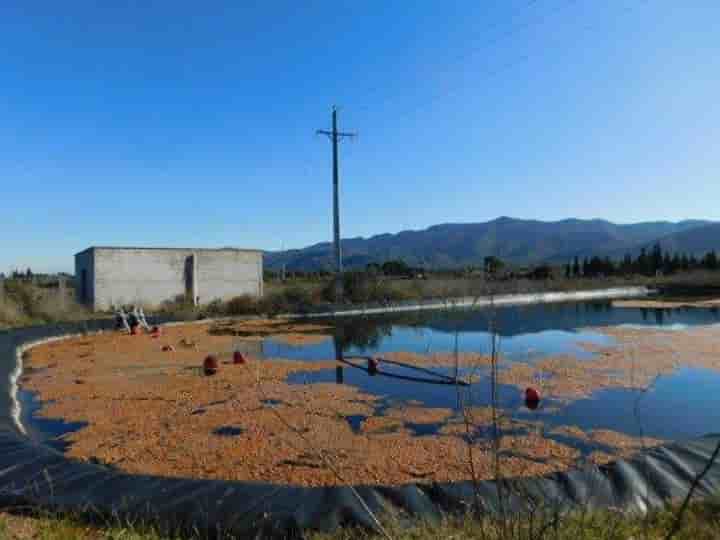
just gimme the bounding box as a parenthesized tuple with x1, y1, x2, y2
(75, 246, 263, 311)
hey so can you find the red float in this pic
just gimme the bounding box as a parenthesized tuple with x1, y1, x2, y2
(525, 387, 541, 410)
(233, 351, 246, 365)
(203, 355, 219, 376)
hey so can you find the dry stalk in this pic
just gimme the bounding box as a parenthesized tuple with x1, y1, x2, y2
(664, 438, 720, 540)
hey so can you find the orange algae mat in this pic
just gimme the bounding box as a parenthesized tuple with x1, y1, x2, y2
(21, 318, 720, 487)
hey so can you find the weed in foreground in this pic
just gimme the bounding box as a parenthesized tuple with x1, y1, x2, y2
(1, 498, 720, 540)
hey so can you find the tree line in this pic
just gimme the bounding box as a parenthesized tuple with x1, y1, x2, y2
(265, 245, 720, 282)
(564, 244, 719, 278)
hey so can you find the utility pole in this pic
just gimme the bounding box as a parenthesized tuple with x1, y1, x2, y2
(317, 106, 356, 300)
(280, 241, 286, 282)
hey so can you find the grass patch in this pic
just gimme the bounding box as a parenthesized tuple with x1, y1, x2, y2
(1, 497, 720, 540)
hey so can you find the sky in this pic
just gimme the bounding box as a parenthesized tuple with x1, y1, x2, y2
(1, 1, 719, 273)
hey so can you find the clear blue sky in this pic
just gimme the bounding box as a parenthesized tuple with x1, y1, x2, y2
(1, 1, 718, 273)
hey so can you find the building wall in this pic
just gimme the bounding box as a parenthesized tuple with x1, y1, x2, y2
(195, 250, 262, 305)
(77, 247, 262, 311)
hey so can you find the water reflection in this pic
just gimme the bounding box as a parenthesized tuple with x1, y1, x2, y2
(280, 302, 720, 442)
(263, 302, 720, 364)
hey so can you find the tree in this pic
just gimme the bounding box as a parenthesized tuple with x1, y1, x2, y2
(530, 264, 553, 280)
(650, 243, 663, 275)
(603, 256, 615, 276)
(381, 260, 411, 277)
(662, 252, 673, 275)
(680, 254, 690, 271)
(620, 253, 633, 275)
(671, 253, 681, 273)
(483, 256, 504, 278)
(637, 248, 650, 276)
(572, 256, 581, 277)
(564, 262, 572, 279)
(702, 251, 719, 271)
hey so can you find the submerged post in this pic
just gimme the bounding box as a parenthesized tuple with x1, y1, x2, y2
(334, 333, 344, 384)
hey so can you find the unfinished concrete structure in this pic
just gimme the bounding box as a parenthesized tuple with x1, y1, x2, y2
(75, 247, 263, 311)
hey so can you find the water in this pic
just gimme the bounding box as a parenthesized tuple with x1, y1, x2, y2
(554, 367, 720, 440)
(18, 389, 88, 451)
(262, 302, 720, 363)
(276, 302, 720, 445)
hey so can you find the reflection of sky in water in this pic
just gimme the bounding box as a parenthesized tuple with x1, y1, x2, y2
(280, 303, 720, 443)
(263, 328, 610, 362)
(288, 364, 720, 442)
(546, 367, 720, 441)
(262, 302, 720, 363)
(18, 390, 87, 451)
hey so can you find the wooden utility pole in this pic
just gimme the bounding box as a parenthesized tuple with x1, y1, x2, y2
(317, 107, 356, 300)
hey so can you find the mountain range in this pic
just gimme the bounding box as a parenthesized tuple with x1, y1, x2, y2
(264, 217, 719, 271)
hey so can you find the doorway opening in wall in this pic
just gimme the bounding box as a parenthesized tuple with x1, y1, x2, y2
(184, 255, 195, 305)
(80, 269, 87, 304)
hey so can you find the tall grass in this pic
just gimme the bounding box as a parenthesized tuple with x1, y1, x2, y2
(0, 279, 89, 329)
(2, 494, 719, 539)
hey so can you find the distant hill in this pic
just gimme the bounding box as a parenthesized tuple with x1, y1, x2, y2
(634, 223, 720, 256)
(264, 217, 714, 271)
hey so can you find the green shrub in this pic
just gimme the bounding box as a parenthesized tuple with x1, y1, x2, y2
(321, 272, 411, 304)
(224, 294, 260, 315)
(258, 286, 316, 316)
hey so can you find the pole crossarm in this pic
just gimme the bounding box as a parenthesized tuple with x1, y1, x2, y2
(316, 129, 356, 140)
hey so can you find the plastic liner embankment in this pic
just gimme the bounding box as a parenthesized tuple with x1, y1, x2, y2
(298, 286, 652, 318)
(1, 319, 720, 539)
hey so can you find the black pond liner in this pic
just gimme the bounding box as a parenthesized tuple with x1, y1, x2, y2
(1, 320, 720, 539)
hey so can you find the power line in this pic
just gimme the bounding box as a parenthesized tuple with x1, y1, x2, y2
(353, 0, 580, 114)
(357, 1, 650, 123)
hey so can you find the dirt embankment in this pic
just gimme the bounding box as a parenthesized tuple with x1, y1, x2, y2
(613, 298, 720, 309)
(21, 318, 704, 487)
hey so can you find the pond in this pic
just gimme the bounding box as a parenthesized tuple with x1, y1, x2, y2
(18, 300, 720, 466)
(261, 301, 720, 448)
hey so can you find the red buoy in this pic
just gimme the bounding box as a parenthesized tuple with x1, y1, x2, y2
(368, 357, 379, 376)
(525, 387, 541, 410)
(233, 351, 246, 365)
(204, 354, 219, 376)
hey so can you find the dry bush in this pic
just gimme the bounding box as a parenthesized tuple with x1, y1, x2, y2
(224, 294, 260, 315)
(0, 295, 26, 327)
(0, 280, 88, 327)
